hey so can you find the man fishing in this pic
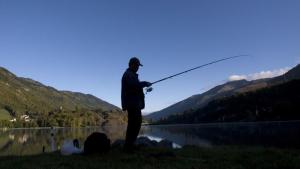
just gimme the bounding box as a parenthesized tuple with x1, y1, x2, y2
(121, 55, 245, 152)
(121, 57, 151, 152)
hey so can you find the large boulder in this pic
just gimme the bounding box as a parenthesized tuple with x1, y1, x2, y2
(84, 132, 111, 154)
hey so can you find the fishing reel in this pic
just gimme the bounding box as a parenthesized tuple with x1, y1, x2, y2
(145, 87, 153, 94)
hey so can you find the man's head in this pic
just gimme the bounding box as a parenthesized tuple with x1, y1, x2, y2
(129, 57, 143, 72)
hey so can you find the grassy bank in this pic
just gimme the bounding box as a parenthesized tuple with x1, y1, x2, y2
(0, 146, 299, 169)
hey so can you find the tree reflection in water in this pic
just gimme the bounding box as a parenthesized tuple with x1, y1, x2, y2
(1, 121, 300, 156)
(0, 126, 126, 156)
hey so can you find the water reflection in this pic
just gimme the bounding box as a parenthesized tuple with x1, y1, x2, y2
(0, 126, 127, 156)
(1, 121, 300, 156)
(140, 121, 300, 149)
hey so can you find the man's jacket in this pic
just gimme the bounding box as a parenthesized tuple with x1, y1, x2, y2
(121, 69, 148, 110)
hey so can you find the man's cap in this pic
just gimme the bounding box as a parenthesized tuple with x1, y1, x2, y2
(129, 57, 143, 67)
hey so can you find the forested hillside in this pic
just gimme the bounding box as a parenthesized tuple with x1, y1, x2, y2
(157, 79, 300, 124)
(0, 67, 126, 128)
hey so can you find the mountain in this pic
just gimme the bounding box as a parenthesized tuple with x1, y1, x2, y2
(146, 64, 300, 121)
(0, 67, 119, 113)
(0, 67, 126, 127)
(157, 79, 300, 124)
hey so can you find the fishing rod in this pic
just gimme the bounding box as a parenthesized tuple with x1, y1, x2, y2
(146, 54, 247, 93)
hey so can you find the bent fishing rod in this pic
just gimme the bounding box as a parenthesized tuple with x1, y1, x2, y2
(146, 54, 247, 93)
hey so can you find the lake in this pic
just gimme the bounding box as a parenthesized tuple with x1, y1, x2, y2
(1, 121, 300, 156)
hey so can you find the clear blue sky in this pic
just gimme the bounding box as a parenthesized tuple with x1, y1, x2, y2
(1, 0, 300, 114)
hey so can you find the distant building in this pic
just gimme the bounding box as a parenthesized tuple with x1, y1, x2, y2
(20, 115, 30, 122)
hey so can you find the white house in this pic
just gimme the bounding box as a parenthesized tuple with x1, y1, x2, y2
(20, 115, 30, 122)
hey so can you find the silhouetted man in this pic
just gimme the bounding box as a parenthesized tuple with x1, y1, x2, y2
(121, 57, 151, 152)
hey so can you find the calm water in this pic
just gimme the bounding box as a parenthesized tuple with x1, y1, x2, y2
(1, 121, 300, 156)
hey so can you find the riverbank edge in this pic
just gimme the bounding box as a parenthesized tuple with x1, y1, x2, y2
(145, 120, 300, 126)
(2, 120, 300, 129)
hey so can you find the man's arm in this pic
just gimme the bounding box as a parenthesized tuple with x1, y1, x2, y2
(140, 81, 152, 88)
(124, 72, 151, 90)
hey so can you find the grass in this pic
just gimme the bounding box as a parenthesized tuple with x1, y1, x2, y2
(0, 109, 11, 120)
(0, 146, 299, 169)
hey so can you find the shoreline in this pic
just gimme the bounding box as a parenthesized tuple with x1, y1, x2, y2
(145, 119, 300, 127)
(2, 120, 300, 130)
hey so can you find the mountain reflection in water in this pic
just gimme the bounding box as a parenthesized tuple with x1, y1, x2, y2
(141, 121, 300, 148)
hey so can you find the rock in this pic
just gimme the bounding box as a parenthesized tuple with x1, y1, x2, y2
(84, 132, 111, 155)
(112, 137, 175, 149)
(135, 136, 158, 147)
(158, 139, 173, 148)
(112, 139, 125, 148)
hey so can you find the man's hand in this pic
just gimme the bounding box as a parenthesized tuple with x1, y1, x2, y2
(145, 82, 152, 87)
(141, 81, 152, 88)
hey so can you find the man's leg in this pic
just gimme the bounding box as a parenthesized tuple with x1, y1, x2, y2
(125, 109, 142, 150)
